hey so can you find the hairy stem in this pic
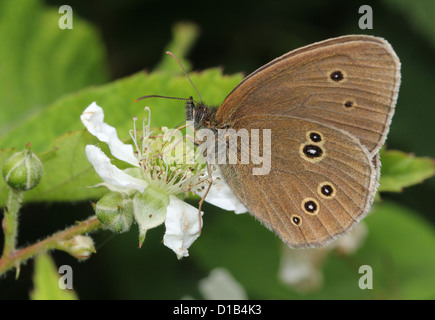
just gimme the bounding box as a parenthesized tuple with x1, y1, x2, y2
(1, 188, 23, 259)
(0, 216, 102, 276)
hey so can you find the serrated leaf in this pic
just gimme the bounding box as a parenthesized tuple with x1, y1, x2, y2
(0, 69, 242, 152)
(24, 130, 106, 203)
(0, 0, 108, 145)
(379, 149, 435, 192)
(30, 253, 78, 300)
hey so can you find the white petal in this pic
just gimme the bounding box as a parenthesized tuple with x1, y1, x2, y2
(163, 195, 203, 259)
(278, 246, 327, 293)
(85, 145, 147, 193)
(197, 167, 248, 214)
(81, 102, 139, 167)
(198, 268, 247, 300)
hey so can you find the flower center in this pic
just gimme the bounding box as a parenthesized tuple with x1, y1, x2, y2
(129, 108, 209, 196)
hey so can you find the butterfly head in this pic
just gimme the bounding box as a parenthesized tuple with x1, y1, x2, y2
(185, 96, 218, 130)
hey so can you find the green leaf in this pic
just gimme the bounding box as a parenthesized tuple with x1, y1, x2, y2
(0, 69, 242, 153)
(0, 69, 243, 206)
(24, 130, 106, 203)
(0, 7, 240, 207)
(30, 253, 78, 300)
(0, 130, 103, 206)
(0, 0, 108, 146)
(379, 149, 435, 192)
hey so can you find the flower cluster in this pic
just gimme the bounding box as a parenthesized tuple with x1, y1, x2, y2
(81, 102, 247, 259)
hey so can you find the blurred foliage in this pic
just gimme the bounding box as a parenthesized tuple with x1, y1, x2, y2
(383, 0, 435, 49)
(0, 0, 434, 300)
(0, 0, 108, 140)
(30, 253, 78, 300)
(379, 149, 435, 192)
(193, 201, 435, 299)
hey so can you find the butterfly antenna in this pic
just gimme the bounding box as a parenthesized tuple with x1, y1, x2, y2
(165, 51, 203, 104)
(135, 95, 194, 103)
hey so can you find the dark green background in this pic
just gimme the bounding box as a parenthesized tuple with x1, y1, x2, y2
(2, 0, 435, 299)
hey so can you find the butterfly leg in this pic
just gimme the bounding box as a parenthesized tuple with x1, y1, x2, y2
(197, 162, 214, 234)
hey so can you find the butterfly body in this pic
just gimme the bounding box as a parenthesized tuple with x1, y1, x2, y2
(186, 35, 400, 248)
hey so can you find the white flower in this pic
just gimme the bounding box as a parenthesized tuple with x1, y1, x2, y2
(196, 166, 248, 214)
(278, 246, 327, 293)
(182, 267, 248, 300)
(198, 268, 247, 300)
(81, 102, 245, 259)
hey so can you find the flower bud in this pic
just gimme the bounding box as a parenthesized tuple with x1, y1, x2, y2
(95, 192, 134, 233)
(2, 143, 43, 191)
(59, 235, 96, 261)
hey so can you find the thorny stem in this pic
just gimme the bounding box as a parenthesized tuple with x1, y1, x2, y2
(0, 215, 102, 277)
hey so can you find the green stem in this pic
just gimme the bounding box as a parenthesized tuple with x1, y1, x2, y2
(0, 216, 102, 276)
(2, 188, 23, 258)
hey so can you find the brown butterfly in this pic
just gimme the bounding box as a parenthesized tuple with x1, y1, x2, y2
(141, 35, 401, 248)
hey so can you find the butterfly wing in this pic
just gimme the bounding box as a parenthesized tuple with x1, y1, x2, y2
(216, 35, 400, 156)
(219, 115, 376, 248)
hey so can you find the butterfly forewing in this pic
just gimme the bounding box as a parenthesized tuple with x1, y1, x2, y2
(216, 35, 400, 156)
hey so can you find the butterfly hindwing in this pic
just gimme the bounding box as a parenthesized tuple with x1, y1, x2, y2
(219, 115, 376, 248)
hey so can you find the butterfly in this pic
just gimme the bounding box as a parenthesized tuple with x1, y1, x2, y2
(143, 35, 401, 248)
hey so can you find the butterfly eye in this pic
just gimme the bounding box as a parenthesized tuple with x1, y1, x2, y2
(318, 181, 336, 199)
(291, 215, 302, 226)
(301, 198, 320, 215)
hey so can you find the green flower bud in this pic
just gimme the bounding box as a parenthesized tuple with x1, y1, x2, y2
(133, 187, 170, 248)
(95, 192, 134, 233)
(59, 235, 96, 261)
(2, 144, 43, 191)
